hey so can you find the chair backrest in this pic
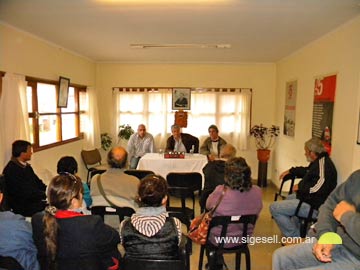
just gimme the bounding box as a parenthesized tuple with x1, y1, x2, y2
(123, 257, 185, 270)
(207, 215, 258, 249)
(91, 206, 135, 223)
(81, 149, 102, 168)
(124, 169, 155, 180)
(167, 172, 202, 193)
(0, 256, 24, 270)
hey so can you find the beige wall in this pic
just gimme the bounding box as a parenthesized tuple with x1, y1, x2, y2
(95, 63, 277, 177)
(0, 23, 96, 180)
(274, 15, 360, 186)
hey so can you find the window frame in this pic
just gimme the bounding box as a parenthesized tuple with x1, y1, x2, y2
(26, 76, 86, 152)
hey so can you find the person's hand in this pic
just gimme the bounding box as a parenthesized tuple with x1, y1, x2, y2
(208, 154, 216, 161)
(312, 243, 334, 263)
(292, 184, 299, 192)
(279, 170, 290, 181)
(333, 200, 356, 223)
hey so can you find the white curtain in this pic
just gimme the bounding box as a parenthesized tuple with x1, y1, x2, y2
(113, 88, 251, 152)
(82, 86, 101, 150)
(0, 73, 30, 168)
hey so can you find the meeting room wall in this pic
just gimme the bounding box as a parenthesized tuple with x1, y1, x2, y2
(96, 62, 277, 180)
(0, 23, 96, 181)
(274, 15, 360, 187)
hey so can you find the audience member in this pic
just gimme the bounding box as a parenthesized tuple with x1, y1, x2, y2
(2, 140, 46, 217)
(200, 125, 227, 161)
(270, 137, 337, 237)
(32, 174, 120, 270)
(120, 174, 182, 260)
(165, 124, 199, 153)
(57, 156, 92, 208)
(199, 144, 236, 210)
(91, 146, 138, 210)
(0, 175, 40, 270)
(206, 157, 263, 270)
(127, 124, 155, 169)
(272, 169, 360, 270)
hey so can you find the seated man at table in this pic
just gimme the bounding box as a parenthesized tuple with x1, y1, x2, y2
(91, 146, 138, 210)
(127, 124, 156, 169)
(165, 124, 199, 153)
(199, 144, 236, 210)
(200, 124, 227, 161)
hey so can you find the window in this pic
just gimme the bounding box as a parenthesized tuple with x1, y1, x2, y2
(114, 88, 252, 150)
(26, 78, 87, 151)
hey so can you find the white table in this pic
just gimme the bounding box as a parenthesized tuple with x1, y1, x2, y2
(137, 153, 208, 186)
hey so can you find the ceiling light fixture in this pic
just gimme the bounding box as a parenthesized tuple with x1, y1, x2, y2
(130, 43, 231, 49)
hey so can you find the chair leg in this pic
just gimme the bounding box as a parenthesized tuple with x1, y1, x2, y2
(235, 253, 241, 270)
(199, 246, 205, 270)
(245, 249, 251, 270)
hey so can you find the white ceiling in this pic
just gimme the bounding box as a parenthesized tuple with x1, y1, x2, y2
(1, 0, 360, 63)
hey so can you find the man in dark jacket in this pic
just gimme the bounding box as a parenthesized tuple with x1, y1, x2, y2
(199, 144, 236, 210)
(165, 124, 199, 153)
(270, 137, 337, 237)
(2, 140, 46, 217)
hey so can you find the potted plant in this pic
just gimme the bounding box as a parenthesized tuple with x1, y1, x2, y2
(118, 124, 135, 141)
(101, 133, 113, 151)
(250, 124, 280, 162)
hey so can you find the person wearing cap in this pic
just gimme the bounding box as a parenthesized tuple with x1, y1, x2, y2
(200, 125, 227, 161)
(269, 137, 337, 238)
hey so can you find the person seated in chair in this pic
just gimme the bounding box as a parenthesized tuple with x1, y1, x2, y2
(120, 175, 183, 260)
(272, 169, 360, 270)
(57, 156, 92, 209)
(2, 140, 47, 217)
(269, 137, 337, 238)
(206, 157, 263, 270)
(199, 144, 236, 210)
(91, 146, 138, 210)
(165, 124, 199, 153)
(32, 174, 120, 270)
(0, 175, 40, 270)
(200, 125, 227, 161)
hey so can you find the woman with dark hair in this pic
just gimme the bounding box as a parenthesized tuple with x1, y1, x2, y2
(56, 156, 92, 208)
(206, 157, 263, 270)
(0, 175, 40, 270)
(119, 174, 182, 260)
(31, 174, 120, 270)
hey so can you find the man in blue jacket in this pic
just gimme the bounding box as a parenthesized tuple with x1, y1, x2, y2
(270, 137, 337, 237)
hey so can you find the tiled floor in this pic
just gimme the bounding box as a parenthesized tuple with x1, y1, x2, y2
(106, 182, 283, 270)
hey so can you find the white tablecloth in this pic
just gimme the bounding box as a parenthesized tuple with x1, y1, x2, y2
(137, 153, 208, 186)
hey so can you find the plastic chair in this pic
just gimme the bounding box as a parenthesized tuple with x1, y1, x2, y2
(91, 205, 135, 223)
(166, 172, 202, 222)
(0, 256, 24, 270)
(80, 149, 107, 186)
(198, 215, 257, 270)
(274, 173, 296, 201)
(124, 169, 155, 180)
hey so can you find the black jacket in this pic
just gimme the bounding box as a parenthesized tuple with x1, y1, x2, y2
(290, 152, 337, 209)
(3, 159, 46, 217)
(165, 133, 199, 153)
(199, 160, 226, 209)
(32, 213, 120, 270)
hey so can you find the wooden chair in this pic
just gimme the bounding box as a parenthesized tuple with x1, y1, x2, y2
(124, 169, 155, 180)
(198, 215, 257, 270)
(80, 149, 107, 186)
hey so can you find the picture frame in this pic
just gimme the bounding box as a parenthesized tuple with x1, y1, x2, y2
(58, 76, 70, 108)
(172, 88, 191, 110)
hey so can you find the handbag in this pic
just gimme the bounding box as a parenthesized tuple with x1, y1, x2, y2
(187, 185, 227, 245)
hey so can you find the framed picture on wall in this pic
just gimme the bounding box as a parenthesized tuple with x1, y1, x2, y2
(58, 76, 70, 108)
(172, 88, 191, 110)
